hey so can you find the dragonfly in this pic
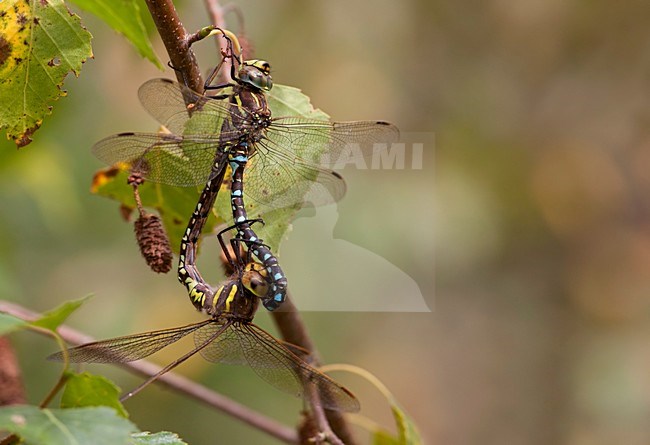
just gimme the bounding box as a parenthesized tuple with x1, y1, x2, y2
(48, 223, 360, 412)
(91, 28, 399, 311)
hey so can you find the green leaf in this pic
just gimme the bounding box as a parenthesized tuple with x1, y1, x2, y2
(0, 312, 28, 335)
(31, 295, 92, 331)
(0, 405, 137, 445)
(369, 404, 423, 445)
(91, 166, 206, 250)
(61, 372, 128, 418)
(372, 429, 399, 445)
(266, 84, 329, 121)
(0, 0, 93, 147)
(131, 431, 188, 445)
(68, 0, 161, 69)
(389, 402, 423, 445)
(212, 187, 296, 253)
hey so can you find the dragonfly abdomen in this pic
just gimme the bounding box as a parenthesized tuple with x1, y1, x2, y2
(229, 150, 287, 310)
(178, 155, 229, 310)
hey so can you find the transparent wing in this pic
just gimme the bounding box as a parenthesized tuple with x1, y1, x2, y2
(138, 79, 398, 209)
(234, 323, 360, 412)
(98, 78, 399, 209)
(137, 78, 252, 135)
(92, 132, 231, 186)
(93, 79, 247, 186)
(244, 141, 346, 209)
(243, 118, 400, 209)
(267, 117, 400, 169)
(195, 321, 247, 365)
(47, 320, 212, 363)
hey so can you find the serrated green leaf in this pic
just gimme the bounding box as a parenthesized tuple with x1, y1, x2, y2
(31, 295, 92, 331)
(68, 0, 161, 69)
(131, 431, 188, 445)
(0, 0, 93, 147)
(61, 372, 128, 418)
(0, 312, 28, 335)
(0, 405, 137, 445)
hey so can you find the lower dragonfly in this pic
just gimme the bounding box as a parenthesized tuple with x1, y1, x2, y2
(48, 223, 359, 412)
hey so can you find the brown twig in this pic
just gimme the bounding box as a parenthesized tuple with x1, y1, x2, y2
(306, 383, 345, 445)
(143, 0, 204, 92)
(0, 301, 298, 444)
(271, 296, 358, 445)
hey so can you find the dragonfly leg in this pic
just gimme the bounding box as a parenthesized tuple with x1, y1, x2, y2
(239, 217, 265, 228)
(216, 220, 265, 269)
(204, 27, 242, 91)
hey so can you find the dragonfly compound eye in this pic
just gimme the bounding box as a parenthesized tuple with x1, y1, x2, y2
(239, 61, 273, 91)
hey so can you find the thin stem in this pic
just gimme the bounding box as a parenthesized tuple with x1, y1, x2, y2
(132, 186, 145, 217)
(27, 326, 71, 408)
(0, 301, 298, 444)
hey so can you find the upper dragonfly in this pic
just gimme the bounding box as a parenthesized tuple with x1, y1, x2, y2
(92, 57, 399, 213)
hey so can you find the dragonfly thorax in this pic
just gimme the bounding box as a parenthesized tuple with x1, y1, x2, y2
(231, 112, 271, 153)
(207, 279, 260, 321)
(239, 60, 273, 91)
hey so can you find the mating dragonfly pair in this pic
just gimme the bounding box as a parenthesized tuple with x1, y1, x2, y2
(51, 28, 398, 412)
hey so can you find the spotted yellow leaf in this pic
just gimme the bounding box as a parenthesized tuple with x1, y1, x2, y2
(0, 0, 92, 147)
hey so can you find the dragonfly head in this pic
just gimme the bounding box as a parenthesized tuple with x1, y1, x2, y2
(239, 60, 273, 91)
(241, 262, 270, 298)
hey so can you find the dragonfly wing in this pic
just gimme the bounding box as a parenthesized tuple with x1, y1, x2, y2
(236, 323, 360, 412)
(195, 322, 248, 365)
(137, 79, 251, 136)
(92, 132, 227, 186)
(47, 320, 212, 363)
(245, 140, 347, 209)
(267, 117, 400, 169)
(244, 118, 398, 209)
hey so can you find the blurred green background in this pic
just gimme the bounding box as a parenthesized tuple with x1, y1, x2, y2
(2, 0, 650, 444)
